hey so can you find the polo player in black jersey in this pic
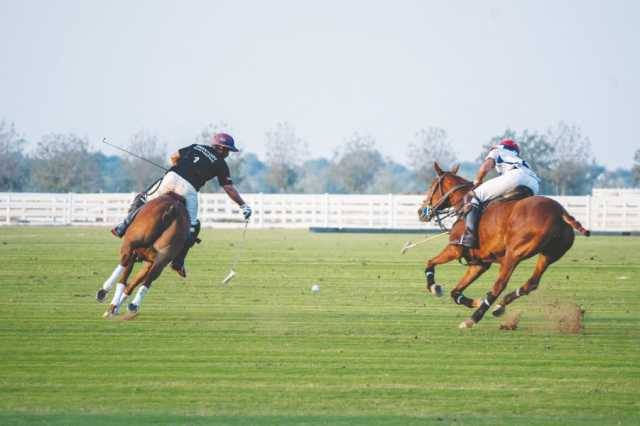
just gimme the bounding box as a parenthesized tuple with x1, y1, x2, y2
(111, 133, 252, 277)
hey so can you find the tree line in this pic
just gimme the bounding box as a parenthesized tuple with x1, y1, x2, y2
(1, 119, 638, 195)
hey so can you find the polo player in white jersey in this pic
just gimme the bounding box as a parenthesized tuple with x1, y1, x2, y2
(456, 139, 540, 248)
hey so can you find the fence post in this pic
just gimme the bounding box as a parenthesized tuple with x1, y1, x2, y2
(259, 192, 264, 228)
(368, 197, 374, 227)
(586, 195, 591, 230)
(5, 193, 10, 225)
(67, 193, 73, 225)
(388, 194, 394, 228)
(323, 193, 329, 227)
(602, 196, 607, 230)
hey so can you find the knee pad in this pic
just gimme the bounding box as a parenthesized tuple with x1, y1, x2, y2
(187, 219, 201, 246)
(190, 219, 201, 237)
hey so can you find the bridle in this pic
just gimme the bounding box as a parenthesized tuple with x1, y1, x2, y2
(420, 173, 472, 231)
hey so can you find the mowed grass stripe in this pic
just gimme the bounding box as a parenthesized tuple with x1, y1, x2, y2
(0, 227, 638, 424)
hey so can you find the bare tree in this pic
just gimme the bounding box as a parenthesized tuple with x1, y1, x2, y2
(30, 133, 99, 192)
(330, 133, 384, 193)
(296, 158, 335, 193)
(0, 120, 30, 191)
(123, 130, 167, 190)
(367, 161, 417, 194)
(633, 149, 640, 187)
(265, 122, 307, 192)
(545, 122, 598, 195)
(408, 127, 457, 185)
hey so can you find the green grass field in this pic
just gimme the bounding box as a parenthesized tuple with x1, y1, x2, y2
(0, 227, 638, 425)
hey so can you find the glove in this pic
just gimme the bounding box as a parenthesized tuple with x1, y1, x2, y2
(241, 204, 252, 220)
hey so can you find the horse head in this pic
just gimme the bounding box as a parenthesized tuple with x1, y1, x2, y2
(418, 162, 470, 223)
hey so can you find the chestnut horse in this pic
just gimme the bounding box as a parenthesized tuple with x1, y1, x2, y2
(418, 163, 590, 329)
(96, 192, 190, 319)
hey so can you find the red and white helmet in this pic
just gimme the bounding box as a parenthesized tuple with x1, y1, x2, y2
(499, 139, 520, 154)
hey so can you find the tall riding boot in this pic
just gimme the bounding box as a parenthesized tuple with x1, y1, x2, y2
(171, 221, 201, 278)
(458, 204, 480, 248)
(111, 193, 147, 238)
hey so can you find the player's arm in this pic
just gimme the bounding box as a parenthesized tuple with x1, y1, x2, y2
(223, 184, 252, 220)
(222, 184, 246, 206)
(473, 158, 495, 187)
(170, 151, 180, 166)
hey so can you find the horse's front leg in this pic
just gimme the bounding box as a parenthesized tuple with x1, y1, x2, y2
(96, 264, 126, 303)
(101, 261, 135, 318)
(424, 244, 463, 297)
(450, 263, 491, 308)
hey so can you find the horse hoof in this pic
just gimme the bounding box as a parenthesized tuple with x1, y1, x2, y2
(459, 319, 475, 329)
(128, 303, 139, 313)
(430, 284, 444, 297)
(471, 299, 482, 308)
(493, 305, 505, 317)
(121, 311, 139, 321)
(102, 310, 114, 319)
(96, 289, 108, 303)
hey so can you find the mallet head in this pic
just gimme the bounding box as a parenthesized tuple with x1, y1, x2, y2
(400, 241, 414, 255)
(222, 269, 236, 285)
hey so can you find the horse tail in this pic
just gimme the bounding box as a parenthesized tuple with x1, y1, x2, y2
(161, 203, 177, 228)
(561, 210, 591, 237)
(145, 199, 179, 243)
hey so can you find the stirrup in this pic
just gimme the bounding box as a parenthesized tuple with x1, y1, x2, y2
(455, 230, 476, 248)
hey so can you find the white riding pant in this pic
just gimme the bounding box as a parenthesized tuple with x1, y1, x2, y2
(146, 171, 199, 225)
(473, 168, 539, 205)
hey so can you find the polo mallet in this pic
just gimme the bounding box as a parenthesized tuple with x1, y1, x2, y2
(221, 220, 249, 285)
(400, 232, 448, 254)
(102, 138, 169, 172)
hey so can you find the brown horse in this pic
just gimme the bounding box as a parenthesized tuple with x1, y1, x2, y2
(418, 162, 590, 329)
(97, 192, 190, 319)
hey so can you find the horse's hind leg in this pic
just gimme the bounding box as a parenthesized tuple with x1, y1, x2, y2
(461, 257, 519, 329)
(492, 254, 553, 317)
(450, 263, 491, 308)
(127, 252, 172, 315)
(424, 244, 463, 297)
(119, 261, 153, 318)
(493, 229, 573, 317)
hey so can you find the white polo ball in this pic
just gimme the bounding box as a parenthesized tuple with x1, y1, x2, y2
(311, 284, 320, 293)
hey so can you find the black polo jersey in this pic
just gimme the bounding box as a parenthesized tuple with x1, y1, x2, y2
(169, 144, 233, 191)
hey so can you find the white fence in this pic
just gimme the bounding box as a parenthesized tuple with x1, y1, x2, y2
(1, 192, 639, 232)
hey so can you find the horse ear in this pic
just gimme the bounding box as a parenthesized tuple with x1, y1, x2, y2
(451, 164, 460, 174)
(434, 162, 443, 176)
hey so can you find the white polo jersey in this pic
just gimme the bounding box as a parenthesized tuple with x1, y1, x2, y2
(486, 146, 538, 179)
(473, 145, 541, 202)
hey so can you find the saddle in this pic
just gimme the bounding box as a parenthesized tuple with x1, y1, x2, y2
(483, 186, 533, 208)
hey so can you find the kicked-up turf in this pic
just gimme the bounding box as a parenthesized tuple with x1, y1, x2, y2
(0, 227, 638, 425)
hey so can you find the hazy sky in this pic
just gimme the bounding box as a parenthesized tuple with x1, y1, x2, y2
(1, 0, 638, 169)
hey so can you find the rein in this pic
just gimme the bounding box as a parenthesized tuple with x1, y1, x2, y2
(422, 175, 473, 231)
